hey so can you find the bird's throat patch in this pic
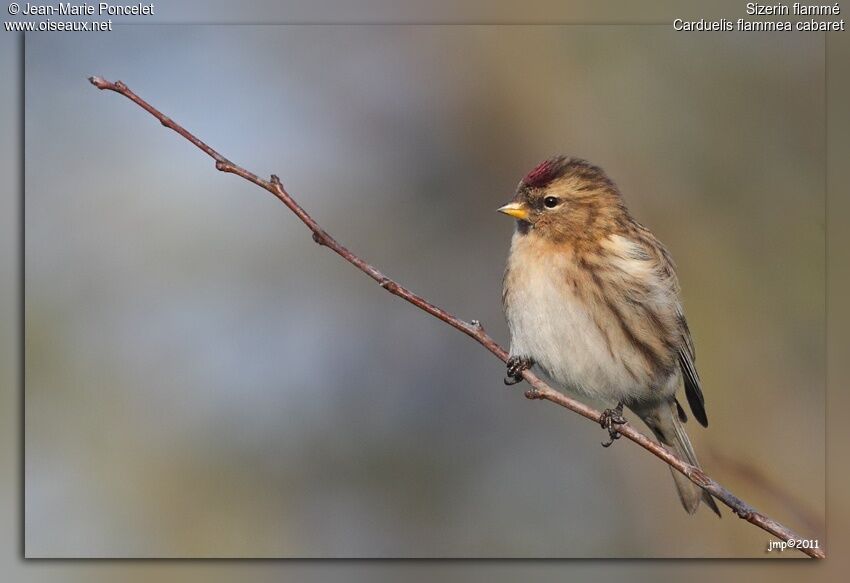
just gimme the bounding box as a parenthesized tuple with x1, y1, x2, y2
(516, 219, 531, 235)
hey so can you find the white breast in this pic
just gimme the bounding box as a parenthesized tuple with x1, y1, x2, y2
(504, 233, 657, 403)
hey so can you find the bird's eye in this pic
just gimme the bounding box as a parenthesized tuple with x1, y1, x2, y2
(543, 196, 559, 208)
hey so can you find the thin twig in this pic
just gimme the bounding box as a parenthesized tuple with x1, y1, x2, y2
(704, 448, 825, 538)
(88, 76, 825, 559)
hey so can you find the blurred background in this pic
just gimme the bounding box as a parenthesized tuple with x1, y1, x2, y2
(22, 26, 824, 558)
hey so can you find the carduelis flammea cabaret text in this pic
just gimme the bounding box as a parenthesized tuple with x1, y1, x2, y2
(672, 3, 845, 31)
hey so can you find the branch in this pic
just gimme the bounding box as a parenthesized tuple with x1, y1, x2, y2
(88, 76, 825, 559)
(704, 448, 824, 538)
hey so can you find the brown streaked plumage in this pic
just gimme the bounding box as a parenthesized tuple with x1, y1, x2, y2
(499, 156, 719, 516)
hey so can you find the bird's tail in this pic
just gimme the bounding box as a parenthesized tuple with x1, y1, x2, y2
(631, 400, 721, 517)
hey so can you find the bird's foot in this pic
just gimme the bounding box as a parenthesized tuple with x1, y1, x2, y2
(504, 356, 533, 385)
(599, 401, 627, 448)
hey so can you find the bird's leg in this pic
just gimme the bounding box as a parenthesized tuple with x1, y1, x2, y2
(504, 356, 533, 385)
(599, 401, 627, 447)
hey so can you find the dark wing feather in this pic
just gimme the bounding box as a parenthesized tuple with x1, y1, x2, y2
(626, 224, 709, 427)
(677, 307, 708, 427)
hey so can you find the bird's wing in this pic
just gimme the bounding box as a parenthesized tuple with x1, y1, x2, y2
(654, 236, 709, 428)
(614, 227, 708, 427)
(676, 305, 708, 427)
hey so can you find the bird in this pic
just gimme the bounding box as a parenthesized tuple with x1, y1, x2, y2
(498, 155, 720, 516)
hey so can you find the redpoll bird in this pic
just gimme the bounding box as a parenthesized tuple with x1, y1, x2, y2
(499, 156, 720, 516)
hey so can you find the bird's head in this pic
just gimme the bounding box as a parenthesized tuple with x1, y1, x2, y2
(498, 156, 626, 243)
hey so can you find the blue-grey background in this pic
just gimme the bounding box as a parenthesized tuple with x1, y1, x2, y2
(24, 26, 824, 557)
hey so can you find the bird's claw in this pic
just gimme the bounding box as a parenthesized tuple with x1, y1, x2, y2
(599, 402, 627, 447)
(504, 356, 533, 385)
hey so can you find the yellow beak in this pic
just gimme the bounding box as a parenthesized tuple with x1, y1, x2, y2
(497, 202, 530, 221)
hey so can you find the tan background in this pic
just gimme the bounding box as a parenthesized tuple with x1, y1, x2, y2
(2, 0, 848, 578)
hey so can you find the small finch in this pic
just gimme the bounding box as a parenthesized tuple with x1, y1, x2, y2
(499, 156, 720, 516)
